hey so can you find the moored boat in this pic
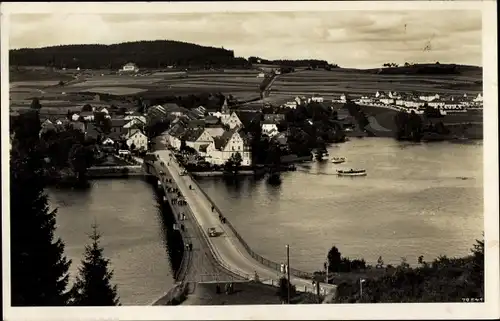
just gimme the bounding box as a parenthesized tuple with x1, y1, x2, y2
(337, 168, 367, 176)
(331, 157, 346, 164)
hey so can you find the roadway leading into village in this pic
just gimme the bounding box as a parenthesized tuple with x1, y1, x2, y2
(153, 148, 337, 296)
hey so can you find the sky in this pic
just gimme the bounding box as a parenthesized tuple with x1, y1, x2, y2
(9, 11, 482, 69)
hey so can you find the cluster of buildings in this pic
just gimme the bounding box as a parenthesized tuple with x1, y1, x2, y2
(279, 91, 483, 115)
(160, 99, 286, 167)
(37, 106, 149, 151)
(344, 91, 483, 114)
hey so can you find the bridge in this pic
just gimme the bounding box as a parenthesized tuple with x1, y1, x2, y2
(145, 148, 336, 300)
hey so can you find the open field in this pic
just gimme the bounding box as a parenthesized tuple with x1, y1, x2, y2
(10, 67, 483, 116)
(268, 69, 482, 104)
(9, 69, 264, 108)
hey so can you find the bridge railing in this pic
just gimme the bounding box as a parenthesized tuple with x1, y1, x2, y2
(186, 171, 315, 281)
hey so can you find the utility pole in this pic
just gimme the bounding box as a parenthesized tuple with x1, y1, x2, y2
(325, 259, 329, 284)
(286, 244, 290, 304)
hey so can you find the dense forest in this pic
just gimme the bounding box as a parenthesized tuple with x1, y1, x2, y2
(372, 63, 482, 76)
(9, 40, 250, 69)
(248, 56, 335, 68)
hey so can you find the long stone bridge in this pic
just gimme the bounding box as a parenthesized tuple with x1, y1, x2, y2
(144, 148, 337, 301)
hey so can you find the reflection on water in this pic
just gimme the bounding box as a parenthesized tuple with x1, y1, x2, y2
(48, 178, 175, 305)
(197, 138, 483, 272)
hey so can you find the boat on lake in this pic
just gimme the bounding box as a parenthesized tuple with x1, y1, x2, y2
(331, 157, 346, 164)
(337, 168, 367, 176)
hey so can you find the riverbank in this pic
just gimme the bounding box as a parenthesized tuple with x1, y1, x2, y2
(87, 165, 149, 178)
(191, 170, 255, 177)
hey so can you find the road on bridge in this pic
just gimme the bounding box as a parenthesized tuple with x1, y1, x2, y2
(154, 148, 336, 296)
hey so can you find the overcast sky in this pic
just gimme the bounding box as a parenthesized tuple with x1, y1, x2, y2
(9, 11, 482, 69)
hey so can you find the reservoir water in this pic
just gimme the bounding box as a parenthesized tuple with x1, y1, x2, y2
(48, 137, 483, 304)
(48, 178, 174, 306)
(197, 138, 484, 272)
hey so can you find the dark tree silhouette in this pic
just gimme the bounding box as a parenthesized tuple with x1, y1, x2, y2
(327, 246, 342, 272)
(70, 224, 120, 306)
(277, 277, 296, 303)
(30, 97, 42, 110)
(81, 104, 93, 112)
(10, 139, 71, 306)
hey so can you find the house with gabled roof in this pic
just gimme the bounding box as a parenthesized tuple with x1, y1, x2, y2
(165, 122, 187, 150)
(206, 128, 251, 166)
(181, 127, 214, 153)
(221, 111, 243, 129)
(261, 119, 279, 138)
(124, 117, 145, 134)
(126, 129, 148, 151)
(124, 112, 146, 124)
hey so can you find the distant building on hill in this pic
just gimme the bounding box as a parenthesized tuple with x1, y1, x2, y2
(121, 62, 139, 73)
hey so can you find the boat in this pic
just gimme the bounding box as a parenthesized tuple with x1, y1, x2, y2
(331, 157, 346, 164)
(337, 169, 367, 176)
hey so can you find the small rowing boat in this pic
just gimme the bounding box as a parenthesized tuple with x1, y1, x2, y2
(337, 169, 367, 176)
(331, 157, 346, 164)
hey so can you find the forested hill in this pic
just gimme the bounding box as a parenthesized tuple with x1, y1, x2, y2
(9, 40, 250, 69)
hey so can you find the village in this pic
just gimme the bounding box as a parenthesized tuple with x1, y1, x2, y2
(13, 83, 483, 172)
(282, 91, 484, 114)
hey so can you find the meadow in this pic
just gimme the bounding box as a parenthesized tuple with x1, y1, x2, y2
(9, 68, 266, 116)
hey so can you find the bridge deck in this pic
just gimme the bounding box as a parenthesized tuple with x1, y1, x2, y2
(153, 148, 336, 297)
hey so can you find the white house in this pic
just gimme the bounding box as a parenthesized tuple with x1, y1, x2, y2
(443, 100, 460, 109)
(283, 101, 298, 109)
(71, 113, 80, 121)
(339, 94, 347, 103)
(379, 97, 395, 105)
(206, 129, 251, 166)
(357, 96, 373, 105)
(419, 94, 440, 102)
(402, 99, 425, 108)
(126, 130, 148, 151)
(473, 93, 483, 102)
(295, 96, 307, 105)
(102, 137, 115, 145)
(122, 62, 139, 73)
(98, 107, 109, 114)
(309, 96, 324, 103)
(257, 72, 265, 78)
(261, 120, 279, 138)
(428, 101, 446, 108)
(182, 128, 215, 153)
(221, 111, 243, 129)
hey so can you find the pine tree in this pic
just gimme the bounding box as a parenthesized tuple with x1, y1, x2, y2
(70, 224, 120, 306)
(10, 142, 71, 306)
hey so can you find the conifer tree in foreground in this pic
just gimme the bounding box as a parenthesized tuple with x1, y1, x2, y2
(70, 224, 120, 306)
(10, 139, 71, 306)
